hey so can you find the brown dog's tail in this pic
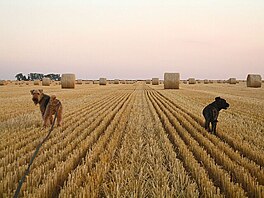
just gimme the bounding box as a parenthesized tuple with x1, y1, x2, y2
(50, 95, 56, 101)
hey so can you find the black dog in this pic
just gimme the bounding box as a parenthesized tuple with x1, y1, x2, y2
(202, 97, 229, 134)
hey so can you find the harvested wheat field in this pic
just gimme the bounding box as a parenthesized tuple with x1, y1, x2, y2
(0, 82, 264, 197)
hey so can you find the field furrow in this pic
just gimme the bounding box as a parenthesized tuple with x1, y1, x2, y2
(156, 89, 264, 168)
(1, 89, 133, 197)
(100, 85, 199, 197)
(152, 89, 264, 185)
(149, 88, 264, 197)
(145, 89, 224, 197)
(1, 82, 263, 197)
(0, 92, 124, 167)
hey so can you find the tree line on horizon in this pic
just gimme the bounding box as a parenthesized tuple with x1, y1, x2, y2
(15, 73, 61, 81)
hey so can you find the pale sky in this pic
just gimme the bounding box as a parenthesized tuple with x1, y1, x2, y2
(0, 0, 263, 80)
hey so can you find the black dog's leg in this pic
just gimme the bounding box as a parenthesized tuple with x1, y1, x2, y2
(205, 119, 210, 131)
(212, 121, 217, 134)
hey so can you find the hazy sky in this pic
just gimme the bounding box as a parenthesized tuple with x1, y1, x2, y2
(0, 0, 263, 80)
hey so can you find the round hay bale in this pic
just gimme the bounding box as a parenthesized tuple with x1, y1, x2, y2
(42, 78, 51, 86)
(34, 80, 40, 85)
(0, 80, 6, 86)
(204, 79, 209, 84)
(152, 78, 159, 85)
(247, 74, 262, 88)
(99, 78, 107, 85)
(164, 73, 180, 89)
(146, 80, 151, 84)
(114, 79, 119, 84)
(76, 79, 83, 84)
(183, 80, 187, 84)
(188, 78, 196, 84)
(61, 74, 75, 89)
(228, 78, 236, 84)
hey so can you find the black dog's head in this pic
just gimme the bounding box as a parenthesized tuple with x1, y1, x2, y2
(214, 97, 229, 110)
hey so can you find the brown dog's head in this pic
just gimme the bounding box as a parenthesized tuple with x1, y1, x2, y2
(30, 89, 43, 105)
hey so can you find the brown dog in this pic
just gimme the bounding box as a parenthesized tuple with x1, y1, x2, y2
(30, 89, 62, 127)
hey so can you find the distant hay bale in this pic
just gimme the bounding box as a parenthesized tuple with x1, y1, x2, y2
(217, 80, 224, 83)
(61, 74, 75, 89)
(247, 74, 262, 88)
(164, 73, 180, 89)
(42, 78, 51, 86)
(152, 78, 159, 85)
(0, 80, 6, 86)
(228, 78, 236, 84)
(146, 80, 151, 84)
(114, 79, 119, 84)
(99, 78, 107, 85)
(183, 80, 187, 84)
(188, 78, 196, 84)
(204, 79, 209, 84)
(34, 80, 40, 85)
(76, 79, 83, 84)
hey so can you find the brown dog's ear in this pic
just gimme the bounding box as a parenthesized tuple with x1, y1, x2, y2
(215, 97, 221, 101)
(39, 89, 43, 94)
(30, 90, 34, 95)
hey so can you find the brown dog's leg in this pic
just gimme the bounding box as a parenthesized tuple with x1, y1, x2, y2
(43, 115, 50, 127)
(49, 115, 53, 125)
(56, 106, 63, 127)
(43, 107, 51, 127)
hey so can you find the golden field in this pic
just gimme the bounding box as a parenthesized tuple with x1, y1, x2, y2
(0, 81, 264, 197)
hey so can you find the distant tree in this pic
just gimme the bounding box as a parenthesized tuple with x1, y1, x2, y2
(28, 73, 44, 81)
(15, 73, 27, 81)
(16, 72, 61, 81)
(44, 74, 61, 81)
